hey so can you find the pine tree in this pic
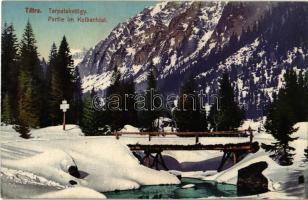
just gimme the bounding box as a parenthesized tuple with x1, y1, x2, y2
(1, 94, 12, 125)
(208, 72, 245, 131)
(106, 65, 124, 131)
(142, 62, 161, 131)
(17, 21, 42, 128)
(1, 23, 19, 121)
(264, 69, 300, 165)
(80, 93, 98, 135)
(57, 36, 75, 123)
(49, 43, 63, 125)
(175, 76, 207, 132)
(122, 79, 138, 126)
(49, 37, 76, 125)
(72, 68, 83, 125)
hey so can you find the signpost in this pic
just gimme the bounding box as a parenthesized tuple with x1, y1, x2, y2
(60, 100, 69, 130)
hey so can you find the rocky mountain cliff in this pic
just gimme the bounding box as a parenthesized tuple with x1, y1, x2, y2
(78, 1, 308, 118)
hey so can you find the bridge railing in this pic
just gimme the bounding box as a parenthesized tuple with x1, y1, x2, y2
(113, 129, 254, 145)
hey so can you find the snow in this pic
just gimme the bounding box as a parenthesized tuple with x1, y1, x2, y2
(163, 151, 222, 163)
(293, 122, 308, 140)
(1, 121, 307, 198)
(152, 56, 161, 65)
(1, 125, 180, 197)
(150, 1, 168, 16)
(126, 47, 136, 56)
(219, 38, 260, 70)
(132, 64, 142, 74)
(117, 135, 250, 146)
(3, 149, 81, 186)
(238, 119, 263, 132)
(182, 184, 194, 189)
(196, 121, 308, 198)
(203, 149, 283, 186)
(34, 186, 106, 199)
(164, 53, 177, 73)
(1, 167, 64, 188)
(82, 71, 113, 93)
(120, 125, 140, 132)
(170, 38, 175, 46)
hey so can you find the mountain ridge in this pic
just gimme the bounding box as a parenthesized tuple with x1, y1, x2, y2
(78, 1, 308, 118)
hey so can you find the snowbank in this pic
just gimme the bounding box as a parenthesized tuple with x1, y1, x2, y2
(2, 149, 80, 186)
(239, 119, 263, 131)
(202, 122, 308, 196)
(30, 125, 84, 139)
(0, 124, 84, 141)
(0, 125, 23, 140)
(119, 125, 140, 132)
(203, 150, 283, 189)
(34, 186, 106, 199)
(1, 135, 180, 193)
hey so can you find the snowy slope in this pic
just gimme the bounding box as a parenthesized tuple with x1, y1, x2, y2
(78, 1, 226, 93)
(77, 2, 308, 120)
(1, 125, 180, 197)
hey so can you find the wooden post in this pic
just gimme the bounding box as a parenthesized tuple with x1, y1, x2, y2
(249, 128, 253, 144)
(148, 134, 151, 141)
(195, 135, 199, 144)
(60, 100, 69, 131)
(62, 112, 66, 130)
(232, 152, 237, 164)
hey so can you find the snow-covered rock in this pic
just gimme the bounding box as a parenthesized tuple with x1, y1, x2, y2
(120, 125, 140, 132)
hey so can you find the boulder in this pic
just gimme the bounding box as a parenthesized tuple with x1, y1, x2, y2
(237, 161, 268, 196)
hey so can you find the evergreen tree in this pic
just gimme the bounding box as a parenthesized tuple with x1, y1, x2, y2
(1, 94, 12, 125)
(142, 62, 161, 131)
(1, 23, 19, 122)
(17, 21, 42, 128)
(40, 58, 50, 127)
(121, 79, 138, 126)
(57, 36, 75, 123)
(208, 72, 245, 131)
(106, 65, 124, 131)
(264, 69, 301, 165)
(80, 93, 97, 135)
(72, 68, 83, 125)
(48, 43, 62, 125)
(175, 76, 207, 132)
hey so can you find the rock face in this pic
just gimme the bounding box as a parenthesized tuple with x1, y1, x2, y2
(78, 1, 308, 118)
(237, 161, 268, 196)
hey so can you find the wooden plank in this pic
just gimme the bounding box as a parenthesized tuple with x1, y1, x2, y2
(114, 130, 254, 138)
(128, 142, 254, 151)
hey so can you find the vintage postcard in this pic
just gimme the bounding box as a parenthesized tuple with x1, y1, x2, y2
(1, 1, 307, 199)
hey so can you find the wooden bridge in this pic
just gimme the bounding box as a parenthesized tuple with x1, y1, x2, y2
(114, 130, 259, 171)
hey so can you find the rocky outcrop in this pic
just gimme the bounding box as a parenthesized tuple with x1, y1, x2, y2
(237, 161, 268, 196)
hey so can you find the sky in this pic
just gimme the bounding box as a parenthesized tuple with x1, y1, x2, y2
(2, 1, 156, 59)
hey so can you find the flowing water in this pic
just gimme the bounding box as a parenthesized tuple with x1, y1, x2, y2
(104, 178, 237, 199)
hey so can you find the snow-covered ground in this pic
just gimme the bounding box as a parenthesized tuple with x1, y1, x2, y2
(1, 121, 307, 198)
(173, 121, 308, 199)
(0, 125, 179, 198)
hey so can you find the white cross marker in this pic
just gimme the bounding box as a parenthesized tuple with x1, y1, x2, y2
(60, 100, 70, 112)
(60, 100, 70, 130)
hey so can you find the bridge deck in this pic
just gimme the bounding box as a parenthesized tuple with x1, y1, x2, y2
(128, 142, 256, 152)
(115, 130, 257, 171)
(114, 130, 254, 146)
